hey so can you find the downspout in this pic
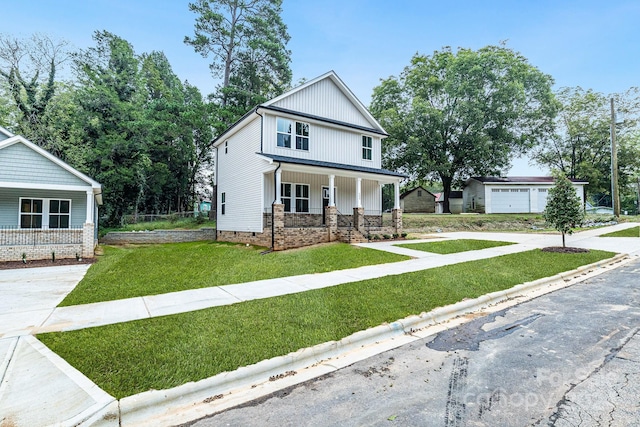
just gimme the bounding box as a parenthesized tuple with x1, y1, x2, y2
(271, 161, 281, 251)
(256, 107, 264, 153)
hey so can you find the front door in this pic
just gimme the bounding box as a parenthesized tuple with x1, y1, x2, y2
(322, 186, 330, 225)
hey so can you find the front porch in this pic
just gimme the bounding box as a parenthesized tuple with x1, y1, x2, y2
(0, 223, 95, 262)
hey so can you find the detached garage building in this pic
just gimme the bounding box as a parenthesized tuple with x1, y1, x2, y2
(463, 177, 587, 214)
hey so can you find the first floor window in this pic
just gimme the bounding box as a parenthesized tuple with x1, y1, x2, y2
(19, 198, 71, 229)
(221, 192, 226, 215)
(362, 135, 372, 160)
(295, 184, 309, 213)
(48, 200, 70, 228)
(281, 183, 292, 212)
(281, 183, 309, 212)
(20, 199, 43, 228)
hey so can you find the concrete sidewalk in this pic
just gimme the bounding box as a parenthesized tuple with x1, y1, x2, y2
(1, 223, 639, 426)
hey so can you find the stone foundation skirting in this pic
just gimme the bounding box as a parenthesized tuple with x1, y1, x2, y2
(101, 228, 216, 245)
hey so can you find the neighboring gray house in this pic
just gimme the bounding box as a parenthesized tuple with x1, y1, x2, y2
(213, 71, 406, 250)
(400, 186, 436, 213)
(463, 176, 587, 214)
(0, 127, 102, 261)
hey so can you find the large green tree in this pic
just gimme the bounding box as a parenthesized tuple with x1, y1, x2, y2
(73, 31, 214, 224)
(370, 45, 558, 213)
(185, 0, 291, 128)
(0, 33, 70, 149)
(532, 87, 640, 207)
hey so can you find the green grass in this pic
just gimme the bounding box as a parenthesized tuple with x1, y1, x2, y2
(59, 242, 409, 306)
(600, 226, 640, 238)
(395, 239, 514, 254)
(39, 248, 614, 399)
(99, 217, 216, 237)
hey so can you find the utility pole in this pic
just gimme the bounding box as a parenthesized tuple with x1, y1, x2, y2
(610, 98, 621, 217)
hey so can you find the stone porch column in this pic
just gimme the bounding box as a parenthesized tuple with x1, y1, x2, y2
(326, 205, 338, 242)
(392, 208, 403, 235)
(82, 223, 95, 258)
(273, 203, 285, 250)
(353, 207, 364, 231)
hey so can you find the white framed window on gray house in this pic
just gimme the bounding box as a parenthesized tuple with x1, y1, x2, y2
(221, 192, 226, 215)
(280, 182, 309, 213)
(19, 198, 71, 229)
(362, 135, 372, 160)
(224, 140, 228, 154)
(277, 117, 309, 151)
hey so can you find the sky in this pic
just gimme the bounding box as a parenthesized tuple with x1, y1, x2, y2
(2, 0, 639, 176)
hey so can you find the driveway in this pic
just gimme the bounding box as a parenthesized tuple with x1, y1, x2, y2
(0, 265, 90, 338)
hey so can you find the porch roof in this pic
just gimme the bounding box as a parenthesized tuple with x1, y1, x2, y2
(257, 153, 407, 179)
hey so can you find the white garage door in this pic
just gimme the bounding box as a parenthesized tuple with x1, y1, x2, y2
(537, 188, 549, 212)
(491, 188, 530, 213)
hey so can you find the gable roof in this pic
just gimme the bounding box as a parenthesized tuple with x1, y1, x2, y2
(469, 176, 588, 185)
(213, 71, 387, 146)
(263, 71, 385, 133)
(400, 185, 435, 199)
(0, 135, 102, 195)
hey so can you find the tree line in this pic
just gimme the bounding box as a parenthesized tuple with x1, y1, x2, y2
(2, 1, 639, 225)
(0, 0, 291, 226)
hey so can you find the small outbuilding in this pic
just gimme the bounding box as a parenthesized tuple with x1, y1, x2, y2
(400, 186, 436, 213)
(435, 191, 463, 214)
(463, 176, 587, 214)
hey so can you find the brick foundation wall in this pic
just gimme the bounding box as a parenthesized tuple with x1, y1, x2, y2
(0, 244, 84, 262)
(100, 228, 216, 245)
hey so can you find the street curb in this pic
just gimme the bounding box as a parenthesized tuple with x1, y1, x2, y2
(117, 252, 631, 426)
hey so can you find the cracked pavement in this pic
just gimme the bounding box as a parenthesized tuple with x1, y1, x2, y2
(184, 258, 640, 427)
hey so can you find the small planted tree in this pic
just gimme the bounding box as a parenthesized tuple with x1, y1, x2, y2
(543, 173, 585, 247)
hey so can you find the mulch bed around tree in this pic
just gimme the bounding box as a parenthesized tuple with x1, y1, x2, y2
(0, 258, 96, 270)
(541, 247, 590, 253)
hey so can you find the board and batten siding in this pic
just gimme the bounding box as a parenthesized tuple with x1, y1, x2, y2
(263, 172, 381, 214)
(270, 78, 373, 129)
(217, 117, 266, 233)
(0, 142, 88, 186)
(262, 113, 382, 169)
(0, 188, 87, 227)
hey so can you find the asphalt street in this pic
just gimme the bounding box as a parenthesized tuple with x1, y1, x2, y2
(184, 258, 640, 427)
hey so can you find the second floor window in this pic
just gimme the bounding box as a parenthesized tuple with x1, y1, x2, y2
(362, 136, 372, 160)
(277, 118, 309, 151)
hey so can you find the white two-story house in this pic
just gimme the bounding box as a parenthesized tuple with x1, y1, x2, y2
(214, 71, 406, 250)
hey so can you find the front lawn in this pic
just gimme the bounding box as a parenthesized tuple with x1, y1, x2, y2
(60, 242, 409, 306)
(600, 226, 640, 238)
(395, 239, 514, 254)
(40, 248, 614, 399)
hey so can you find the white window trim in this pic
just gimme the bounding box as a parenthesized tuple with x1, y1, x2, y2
(362, 135, 373, 161)
(221, 192, 226, 215)
(281, 182, 310, 213)
(18, 197, 72, 229)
